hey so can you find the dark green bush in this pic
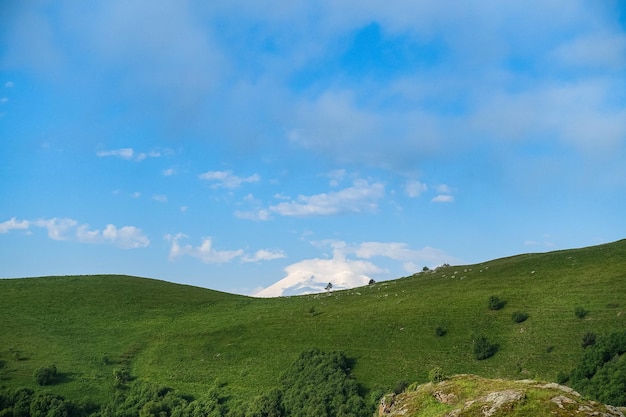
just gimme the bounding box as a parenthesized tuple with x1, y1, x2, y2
(575, 306, 588, 319)
(435, 326, 447, 337)
(487, 296, 506, 311)
(582, 332, 597, 348)
(511, 311, 529, 323)
(33, 365, 57, 386)
(393, 380, 409, 395)
(556, 371, 569, 384)
(113, 367, 131, 384)
(473, 336, 498, 360)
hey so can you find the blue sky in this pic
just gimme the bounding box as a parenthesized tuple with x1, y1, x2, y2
(1, 1, 625, 296)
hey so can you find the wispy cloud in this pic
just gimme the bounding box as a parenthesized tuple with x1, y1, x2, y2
(404, 180, 428, 198)
(432, 195, 454, 203)
(269, 180, 384, 217)
(0, 217, 30, 234)
(152, 194, 168, 203)
(165, 233, 284, 264)
(234, 209, 271, 221)
(76, 224, 150, 249)
(166, 233, 243, 263)
(96, 148, 162, 161)
(198, 170, 260, 189)
(1, 217, 149, 248)
(242, 249, 287, 263)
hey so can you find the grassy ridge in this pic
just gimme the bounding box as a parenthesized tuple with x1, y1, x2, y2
(1, 240, 625, 404)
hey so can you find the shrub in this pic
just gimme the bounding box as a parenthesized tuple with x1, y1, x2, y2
(487, 296, 506, 311)
(582, 332, 597, 348)
(113, 367, 131, 384)
(556, 371, 569, 384)
(511, 311, 529, 323)
(428, 367, 446, 383)
(33, 365, 57, 386)
(435, 326, 447, 337)
(393, 380, 409, 394)
(473, 336, 498, 360)
(575, 306, 588, 319)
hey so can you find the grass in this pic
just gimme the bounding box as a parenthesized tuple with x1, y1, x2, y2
(1, 239, 626, 405)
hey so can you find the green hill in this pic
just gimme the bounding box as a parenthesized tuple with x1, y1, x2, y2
(1, 240, 625, 407)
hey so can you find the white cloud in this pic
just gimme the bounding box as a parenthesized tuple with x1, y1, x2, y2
(96, 148, 162, 161)
(432, 195, 454, 203)
(551, 32, 626, 71)
(0, 217, 30, 234)
(33, 218, 78, 240)
(404, 180, 428, 198)
(97, 148, 135, 160)
(166, 233, 287, 265)
(242, 249, 287, 263)
(1, 217, 149, 248)
(180, 205, 188, 212)
(234, 209, 271, 221)
(166, 233, 244, 263)
(326, 169, 346, 187)
(162, 168, 174, 176)
(152, 194, 168, 203)
(4, 81, 13, 88)
(199, 170, 260, 188)
(0, 97, 8, 104)
(269, 180, 384, 217)
(130, 192, 141, 198)
(352, 241, 452, 265)
(101, 224, 150, 248)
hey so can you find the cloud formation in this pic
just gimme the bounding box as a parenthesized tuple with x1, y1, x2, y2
(97, 148, 162, 161)
(269, 180, 384, 217)
(199, 170, 260, 189)
(166, 233, 285, 264)
(0, 217, 149, 248)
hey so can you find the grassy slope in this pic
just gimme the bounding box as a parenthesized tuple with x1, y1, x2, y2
(1, 240, 625, 404)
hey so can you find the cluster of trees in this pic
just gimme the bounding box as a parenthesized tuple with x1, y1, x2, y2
(568, 330, 626, 406)
(0, 349, 372, 417)
(0, 388, 97, 417)
(247, 348, 368, 417)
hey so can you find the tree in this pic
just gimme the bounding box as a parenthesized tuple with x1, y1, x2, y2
(474, 336, 498, 360)
(34, 365, 57, 386)
(487, 296, 506, 311)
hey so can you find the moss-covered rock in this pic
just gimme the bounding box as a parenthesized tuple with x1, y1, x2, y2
(377, 374, 625, 417)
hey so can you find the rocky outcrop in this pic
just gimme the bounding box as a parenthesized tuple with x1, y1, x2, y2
(377, 374, 625, 417)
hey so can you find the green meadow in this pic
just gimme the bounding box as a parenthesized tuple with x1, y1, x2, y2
(1, 239, 625, 406)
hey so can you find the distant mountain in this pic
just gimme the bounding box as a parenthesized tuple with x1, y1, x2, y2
(254, 271, 371, 297)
